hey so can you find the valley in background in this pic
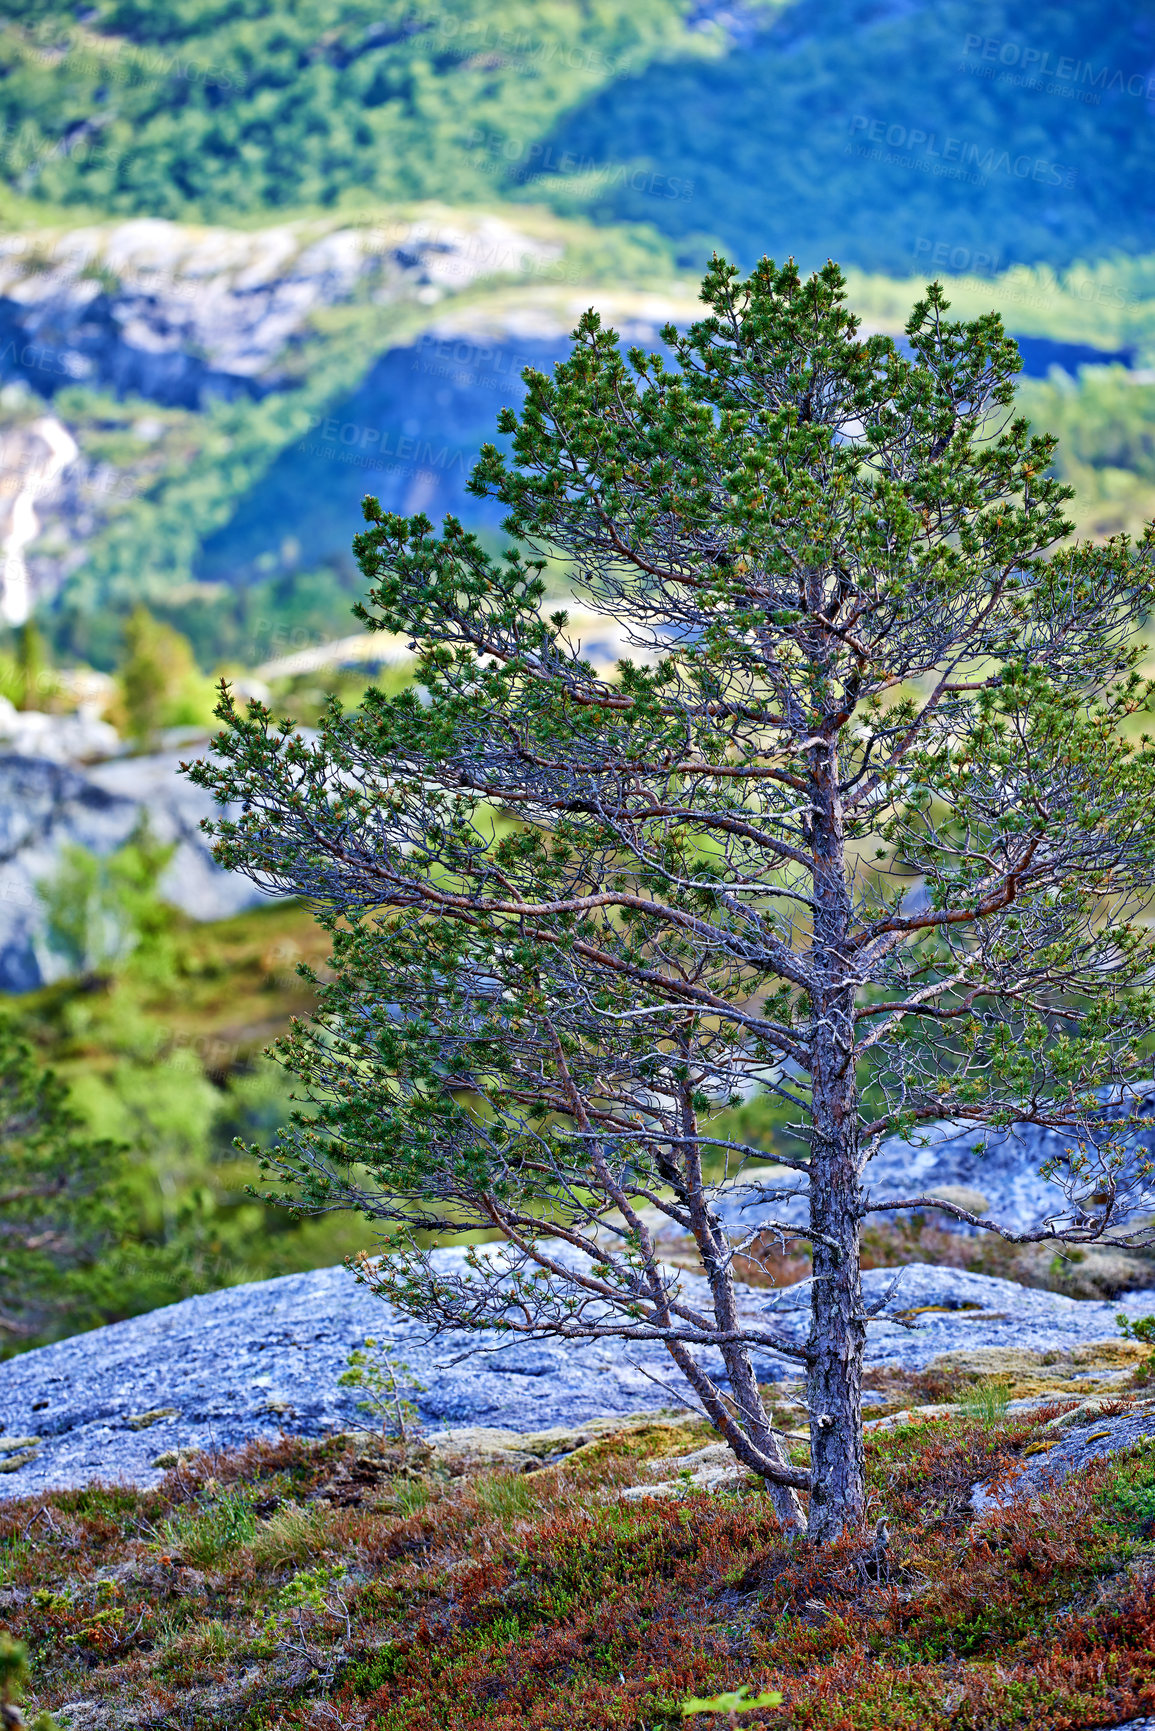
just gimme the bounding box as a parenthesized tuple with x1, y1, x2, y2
(2, 0, 1154, 1352)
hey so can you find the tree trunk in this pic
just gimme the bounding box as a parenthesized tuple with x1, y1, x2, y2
(806, 1057, 866, 1542)
(806, 733, 866, 1542)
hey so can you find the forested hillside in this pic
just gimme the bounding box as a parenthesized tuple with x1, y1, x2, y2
(1, 0, 1155, 1364)
(0, 0, 717, 222)
(1, 0, 1152, 272)
(542, 0, 1155, 272)
(1, 0, 1152, 667)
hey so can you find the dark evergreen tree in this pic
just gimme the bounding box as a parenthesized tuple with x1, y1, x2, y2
(0, 1018, 123, 1349)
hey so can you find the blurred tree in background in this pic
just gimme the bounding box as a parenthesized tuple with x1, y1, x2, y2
(113, 606, 216, 745)
(0, 1014, 123, 1347)
(37, 818, 178, 984)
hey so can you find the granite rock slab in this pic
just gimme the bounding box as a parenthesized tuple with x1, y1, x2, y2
(4, 1255, 1155, 1499)
(0, 1256, 709, 1499)
(715, 1086, 1155, 1238)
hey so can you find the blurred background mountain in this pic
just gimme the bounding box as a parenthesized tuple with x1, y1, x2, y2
(0, 0, 1153, 1350)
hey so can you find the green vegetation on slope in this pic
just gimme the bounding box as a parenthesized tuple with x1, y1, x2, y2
(39, 296, 475, 666)
(536, 0, 1155, 273)
(1, 0, 1151, 275)
(0, 208, 678, 668)
(2, 892, 385, 1355)
(0, 1, 1150, 673)
(0, 0, 714, 221)
(25, 260, 1155, 675)
(3, 1403, 1155, 1727)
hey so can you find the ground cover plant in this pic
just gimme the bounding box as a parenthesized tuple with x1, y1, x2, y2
(192, 252, 1155, 1540)
(2, 1399, 1155, 1728)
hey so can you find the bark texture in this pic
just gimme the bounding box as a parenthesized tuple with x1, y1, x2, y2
(806, 737, 866, 1538)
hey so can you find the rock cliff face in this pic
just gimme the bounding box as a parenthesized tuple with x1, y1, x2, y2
(0, 214, 562, 408)
(0, 746, 264, 991)
(0, 210, 567, 617)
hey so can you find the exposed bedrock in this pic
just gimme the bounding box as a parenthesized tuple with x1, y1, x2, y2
(2, 1257, 1153, 1498)
(0, 748, 266, 990)
(711, 1090, 1155, 1239)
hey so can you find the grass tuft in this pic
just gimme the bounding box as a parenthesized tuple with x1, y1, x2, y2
(469, 1471, 535, 1523)
(248, 1501, 325, 1571)
(958, 1376, 1013, 1426)
(160, 1484, 258, 1565)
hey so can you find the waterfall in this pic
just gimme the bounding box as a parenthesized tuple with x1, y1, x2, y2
(1, 417, 79, 626)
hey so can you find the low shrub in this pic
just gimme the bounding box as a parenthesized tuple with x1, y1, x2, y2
(1, 1416, 1153, 1729)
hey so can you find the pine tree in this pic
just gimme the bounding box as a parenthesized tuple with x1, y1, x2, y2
(189, 259, 1155, 1540)
(0, 1018, 123, 1349)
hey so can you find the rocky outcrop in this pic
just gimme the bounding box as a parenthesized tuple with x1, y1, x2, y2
(0, 214, 562, 409)
(0, 745, 266, 990)
(714, 1090, 1155, 1239)
(1, 1255, 1153, 1498)
(971, 1398, 1155, 1514)
(0, 694, 118, 761)
(862, 1103, 1155, 1234)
